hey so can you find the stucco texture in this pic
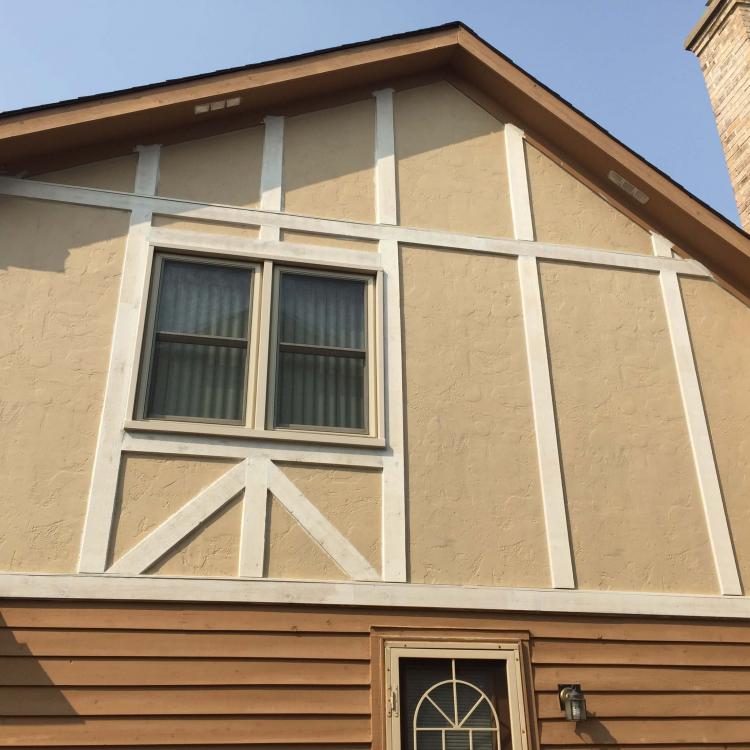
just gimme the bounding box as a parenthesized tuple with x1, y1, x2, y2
(526, 142, 653, 253)
(394, 82, 514, 238)
(266, 463, 381, 580)
(401, 245, 549, 588)
(540, 262, 717, 594)
(34, 154, 138, 192)
(681, 277, 750, 593)
(0, 198, 129, 572)
(110, 455, 239, 575)
(282, 99, 376, 223)
(151, 214, 260, 239)
(158, 126, 264, 207)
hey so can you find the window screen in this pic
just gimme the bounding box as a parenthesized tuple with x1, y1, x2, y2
(399, 658, 514, 750)
(145, 257, 253, 423)
(274, 270, 367, 431)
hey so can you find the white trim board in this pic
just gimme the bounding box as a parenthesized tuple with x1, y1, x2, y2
(1, 573, 750, 620)
(259, 115, 285, 242)
(78, 145, 161, 574)
(373, 86, 407, 583)
(0, 176, 711, 277)
(659, 267, 742, 595)
(507, 124, 574, 590)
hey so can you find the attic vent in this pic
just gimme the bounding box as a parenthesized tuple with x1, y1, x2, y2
(608, 170, 649, 205)
(194, 97, 242, 115)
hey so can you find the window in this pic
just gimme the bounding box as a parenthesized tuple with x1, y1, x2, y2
(270, 268, 370, 433)
(142, 255, 255, 424)
(137, 253, 378, 440)
(386, 644, 528, 750)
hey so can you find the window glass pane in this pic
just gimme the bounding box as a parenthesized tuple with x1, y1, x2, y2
(148, 341, 246, 422)
(276, 351, 365, 430)
(157, 260, 251, 338)
(399, 658, 514, 750)
(279, 273, 365, 349)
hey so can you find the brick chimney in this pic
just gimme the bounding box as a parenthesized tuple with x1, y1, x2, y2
(687, 0, 750, 228)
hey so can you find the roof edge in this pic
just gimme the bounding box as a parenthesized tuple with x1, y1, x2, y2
(0, 21, 465, 121)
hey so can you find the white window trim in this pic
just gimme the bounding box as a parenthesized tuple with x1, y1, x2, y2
(385, 641, 529, 750)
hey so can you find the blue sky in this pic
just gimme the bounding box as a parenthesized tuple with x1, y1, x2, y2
(0, 0, 737, 224)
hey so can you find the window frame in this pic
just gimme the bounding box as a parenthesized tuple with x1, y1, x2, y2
(132, 248, 383, 445)
(266, 265, 377, 436)
(136, 252, 260, 427)
(384, 641, 529, 750)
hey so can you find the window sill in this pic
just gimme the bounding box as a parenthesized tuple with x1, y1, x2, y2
(124, 419, 386, 449)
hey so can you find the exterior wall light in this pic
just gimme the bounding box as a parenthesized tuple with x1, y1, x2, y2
(558, 684, 587, 722)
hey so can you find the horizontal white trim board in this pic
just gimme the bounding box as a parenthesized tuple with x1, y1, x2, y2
(1, 573, 750, 619)
(122, 431, 385, 468)
(0, 176, 711, 277)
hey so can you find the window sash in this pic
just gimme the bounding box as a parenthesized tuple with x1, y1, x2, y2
(139, 253, 256, 426)
(269, 267, 373, 434)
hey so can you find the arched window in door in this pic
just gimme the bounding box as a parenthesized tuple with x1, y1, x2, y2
(413, 659, 502, 750)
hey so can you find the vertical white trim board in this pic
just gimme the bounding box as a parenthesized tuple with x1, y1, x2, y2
(239, 458, 269, 577)
(506, 124, 574, 589)
(259, 115, 285, 242)
(504, 123, 534, 242)
(659, 269, 742, 595)
(78, 145, 161, 574)
(373, 85, 407, 583)
(374, 88, 397, 225)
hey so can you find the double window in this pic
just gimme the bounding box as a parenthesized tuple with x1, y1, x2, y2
(138, 253, 376, 437)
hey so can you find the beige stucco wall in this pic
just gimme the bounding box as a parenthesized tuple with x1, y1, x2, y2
(0, 198, 129, 572)
(266, 463, 381, 580)
(110, 455, 238, 573)
(158, 126, 264, 208)
(34, 154, 138, 192)
(151, 214, 260, 238)
(540, 262, 717, 593)
(282, 99, 376, 223)
(681, 278, 750, 592)
(526, 142, 653, 253)
(395, 82, 514, 238)
(401, 245, 549, 587)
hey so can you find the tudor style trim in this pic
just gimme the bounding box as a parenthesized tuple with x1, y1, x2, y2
(656, 239, 742, 596)
(507, 123, 575, 590)
(374, 87, 408, 583)
(78, 145, 161, 574)
(4, 573, 750, 620)
(0, 176, 713, 275)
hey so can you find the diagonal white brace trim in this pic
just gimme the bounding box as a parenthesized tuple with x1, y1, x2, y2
(266, 461, 379, 581)
(109, 460, 247, 575)
(659, 267, 742, 595)
(507, 124, 575, 589)
(239, 459, 269, 577)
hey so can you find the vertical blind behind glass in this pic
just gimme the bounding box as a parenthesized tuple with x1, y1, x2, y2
(276, 272, 367, 430)
(147, 259, 252, 422)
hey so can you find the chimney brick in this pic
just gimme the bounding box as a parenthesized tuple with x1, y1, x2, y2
(688, 0, 750, 227)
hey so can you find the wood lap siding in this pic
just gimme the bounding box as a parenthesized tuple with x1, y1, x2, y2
(1, 603, 750, 747)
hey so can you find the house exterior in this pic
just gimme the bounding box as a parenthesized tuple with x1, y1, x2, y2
(0, 18, 749, 749)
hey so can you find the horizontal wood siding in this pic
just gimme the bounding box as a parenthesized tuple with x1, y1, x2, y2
(1, 600, 750, 747)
